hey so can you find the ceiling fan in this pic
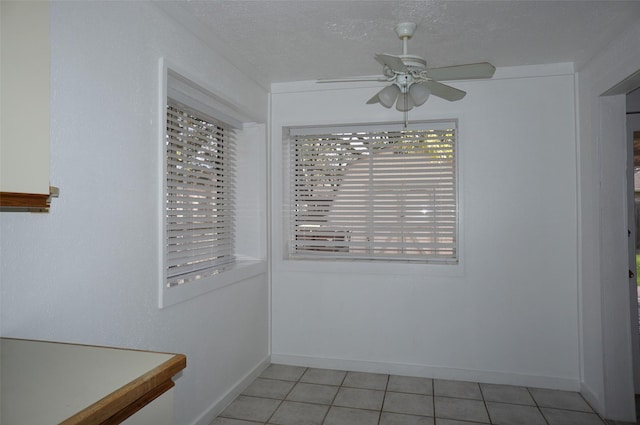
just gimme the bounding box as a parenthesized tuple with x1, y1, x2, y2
(319, 22, 496, 123)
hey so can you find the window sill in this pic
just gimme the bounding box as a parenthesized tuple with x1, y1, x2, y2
(159, 260, 267, 308)
(276, 258, 464, 278)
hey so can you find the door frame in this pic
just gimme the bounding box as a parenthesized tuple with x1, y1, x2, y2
(628, 110, 640, 393)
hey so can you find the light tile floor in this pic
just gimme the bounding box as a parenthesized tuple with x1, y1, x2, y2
(211, 364, 621, 425)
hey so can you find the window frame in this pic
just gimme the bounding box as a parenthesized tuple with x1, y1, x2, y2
(158, 58, 265, 308)
(283, 120, 459, 265)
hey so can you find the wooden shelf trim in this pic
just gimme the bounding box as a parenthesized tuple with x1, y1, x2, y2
(0, 191, 50, 208)
(59, 353, 187, 425)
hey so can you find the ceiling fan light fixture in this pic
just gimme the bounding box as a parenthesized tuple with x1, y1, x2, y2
(409, 82, 431, 106)
(318, 22, 496, 125)
(378, 84, 401, 108)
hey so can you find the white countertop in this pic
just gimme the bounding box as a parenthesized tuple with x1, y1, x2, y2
(0, 338, 185, 425)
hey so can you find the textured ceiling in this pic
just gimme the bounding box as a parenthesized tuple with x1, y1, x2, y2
(156, 1, 640, 89)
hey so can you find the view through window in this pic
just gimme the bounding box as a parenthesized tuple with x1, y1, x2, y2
(287, 122, 458, 263)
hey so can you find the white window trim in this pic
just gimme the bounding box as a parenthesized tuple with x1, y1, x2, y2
(158, 58, 265, 308)
(282, 120, 461, 265)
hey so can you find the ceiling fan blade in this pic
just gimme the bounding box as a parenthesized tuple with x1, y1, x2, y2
(318, 76, 388, 83)
(374, 53, 408, 73)
(367, 93, 381, 104)
(424, 80, 466, 102)
(427, 62, 496, 81)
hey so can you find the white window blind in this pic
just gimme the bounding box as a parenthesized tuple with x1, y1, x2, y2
(287, 122, 457, 263)
(165, 99, 236, 287)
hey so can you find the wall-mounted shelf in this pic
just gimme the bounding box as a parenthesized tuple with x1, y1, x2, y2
(0, 186, 59, 212)
(1, 2, 53, 213)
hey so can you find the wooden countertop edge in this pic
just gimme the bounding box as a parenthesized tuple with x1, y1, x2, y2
(59, 353, 187, 425)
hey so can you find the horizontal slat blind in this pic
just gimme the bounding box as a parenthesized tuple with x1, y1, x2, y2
(166, 99, 236, 286)
(288, 123, 457, 263)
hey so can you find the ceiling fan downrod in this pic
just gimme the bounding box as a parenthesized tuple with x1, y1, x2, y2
(395, 22, 416, 56)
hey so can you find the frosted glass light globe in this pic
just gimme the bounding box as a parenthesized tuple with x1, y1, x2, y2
(378, 84, 401, 108)
(409, 82, 431, 106)
(396, 93, 414, 111)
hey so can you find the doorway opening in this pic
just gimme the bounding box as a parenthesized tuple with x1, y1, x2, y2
(628, 87, 640, 422)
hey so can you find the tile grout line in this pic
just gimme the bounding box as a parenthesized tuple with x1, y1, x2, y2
(432, 378, 436, 425)
(265, 366, 308, 425)
(377, 373, 390, 425)
(525, 386, 551, 425)
(478, 382, 492, 425)
(527, 386, 611, 425)
(576, 391, 614, 425)
(318, 369, 348, 425)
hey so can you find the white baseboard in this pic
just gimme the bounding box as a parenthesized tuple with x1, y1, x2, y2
(189, 356, 271, 425)
(270, 353, 580, 391)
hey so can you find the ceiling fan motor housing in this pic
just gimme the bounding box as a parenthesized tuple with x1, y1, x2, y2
(394, 74, 413, 93)
(400, 55, 427, 74)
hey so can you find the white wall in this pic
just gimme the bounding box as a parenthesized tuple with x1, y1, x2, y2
(270, 65, 580, 389)
(577, 18, 640, 422)
(0, 3, 268, 425)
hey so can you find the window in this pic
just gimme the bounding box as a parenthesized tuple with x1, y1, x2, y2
(286, 121, 458, 264)
(165, 99, 236, 286)
(159, 61, 266, 308)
